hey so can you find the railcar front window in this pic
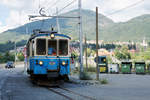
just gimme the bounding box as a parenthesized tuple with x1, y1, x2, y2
(36, 39, 46, 55)
(48, 40, 57, 56)
(59, 40, 68, 56)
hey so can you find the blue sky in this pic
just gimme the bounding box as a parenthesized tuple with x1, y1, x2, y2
(0, 3, 9, 26)
(0, 0, 150, 33)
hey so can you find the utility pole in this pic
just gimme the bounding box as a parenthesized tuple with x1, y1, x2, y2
(96, 7, 99, 80)
(14, 41, 17, 67)
(56, 7, 60, 33)
(24, 26, 28, 74)
(78, 0, 83, 79)
(85, 34, 88, 70)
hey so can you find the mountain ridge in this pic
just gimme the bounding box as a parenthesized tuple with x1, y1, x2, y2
(0, 9, 150, 43)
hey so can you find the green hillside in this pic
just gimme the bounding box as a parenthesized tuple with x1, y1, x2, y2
(0, 9, 150, 43)
(0, 9, 114, 43)
(103, 14, 150, 41)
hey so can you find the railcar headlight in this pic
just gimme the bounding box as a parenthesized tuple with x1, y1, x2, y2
(103, 59, 106, 62)
(39, 61, 43, 65)
(62, 61, 66, 66)
(50, 34, 55, 39)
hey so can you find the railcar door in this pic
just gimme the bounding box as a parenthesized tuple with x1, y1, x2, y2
(47, 39, 59, 71)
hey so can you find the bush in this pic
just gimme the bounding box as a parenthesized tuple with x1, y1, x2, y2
(146, 70, 150, 74)
(17, 53, 24, 61)
(87, 67, 96, 72)
(0, 52, 15, 63)
(100, 78, 108, 84)
(80, 71, 92, 80)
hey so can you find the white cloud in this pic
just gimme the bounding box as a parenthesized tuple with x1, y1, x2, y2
(0, 21, 2, 26)
(7, 10, 29, 26)
(81, 0, 148, 22)
(0, 25, 11, 33)
(0, 21, 8, 33)
(0, 0, 150, 33)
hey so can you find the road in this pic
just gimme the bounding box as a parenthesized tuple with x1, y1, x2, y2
(0, 64, 150, 100)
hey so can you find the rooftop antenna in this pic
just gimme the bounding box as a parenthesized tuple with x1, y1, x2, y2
(39, 8, 46, 16)
(51, 25, 54, 31)
(38, 0, 41, 9)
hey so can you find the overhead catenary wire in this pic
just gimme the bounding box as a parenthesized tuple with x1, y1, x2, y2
(40, 0, 50, 8)
(106, 0, 144, 16)
(53, 0, 77, 15)
(45, 0, 61, 11)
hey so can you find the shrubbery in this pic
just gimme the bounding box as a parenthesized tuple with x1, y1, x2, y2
(0, 52, 15, 63)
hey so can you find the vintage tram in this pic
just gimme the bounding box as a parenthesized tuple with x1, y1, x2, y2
(26, 30, 73, 81)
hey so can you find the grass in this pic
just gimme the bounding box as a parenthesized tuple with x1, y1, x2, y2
(146, 70, 150, 74)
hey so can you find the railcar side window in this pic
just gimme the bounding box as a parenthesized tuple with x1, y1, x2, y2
(48, 40, 57, 56)
(36, 39, 46, 55)
(59, 40, 68, 56)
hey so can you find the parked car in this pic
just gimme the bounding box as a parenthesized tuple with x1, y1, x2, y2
(5, 61, 15, 68)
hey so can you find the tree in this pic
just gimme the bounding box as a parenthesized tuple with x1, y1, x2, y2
(0, 53, 4, 63)
(3, 52, 15, 62)
(114, 45, 131, 60)
(17, 53, 24, 61)
(71, 51, 79, 61)
(86, 48, 92, 57)
(132, 47, 150, 61)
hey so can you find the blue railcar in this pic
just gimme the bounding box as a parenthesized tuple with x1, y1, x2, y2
(26, 30, 72, 80)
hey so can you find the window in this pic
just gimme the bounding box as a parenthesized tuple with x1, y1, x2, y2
(36, 39, 46, 55)
(59, 40, 68, 56)
(48, 40, 57, 56)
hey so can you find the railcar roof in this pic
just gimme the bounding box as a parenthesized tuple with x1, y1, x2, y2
(28, 31, 71, 41)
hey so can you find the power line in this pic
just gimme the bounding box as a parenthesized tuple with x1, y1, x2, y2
(106, 0, 144, 16)
(38, 0, 41, 8)
(53, 0, 77, 15)
(46, 0, 61, 11)
(40, 0, 49, 7)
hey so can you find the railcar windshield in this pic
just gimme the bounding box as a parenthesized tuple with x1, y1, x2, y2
(59, 39, 68, 56)
(48, 40, 57, 56)
(36, 39, 46, 55)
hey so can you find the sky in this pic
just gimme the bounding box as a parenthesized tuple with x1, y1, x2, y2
(0, 0, 150, 33)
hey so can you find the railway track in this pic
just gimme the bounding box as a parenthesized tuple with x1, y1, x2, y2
(48, 86, 96, 100)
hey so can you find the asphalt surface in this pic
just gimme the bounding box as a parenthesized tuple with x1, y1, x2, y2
(0, 64, 150, 100)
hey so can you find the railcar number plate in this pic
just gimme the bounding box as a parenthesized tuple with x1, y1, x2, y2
(49, 62, 55, 65)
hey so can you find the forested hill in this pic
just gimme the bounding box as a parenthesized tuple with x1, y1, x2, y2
(0, 9, 114, 43)
(0, 9, 150, 43)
